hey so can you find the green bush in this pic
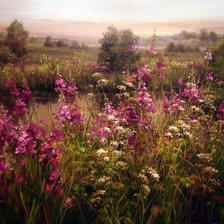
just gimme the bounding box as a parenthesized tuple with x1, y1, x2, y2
(210, 39, 224, 79)
(98, 26, 141, 72)
(0, 46, 16, 65)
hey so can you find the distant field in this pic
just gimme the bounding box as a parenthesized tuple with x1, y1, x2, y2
(27, 42, 99, 61)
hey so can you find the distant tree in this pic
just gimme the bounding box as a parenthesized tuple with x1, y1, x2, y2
(209, 31, 218, 42)
(44, 36, 53, 47)
(98, 26, 140, 71)
(180, 31, 188, 39)
(199, 29, 209, 42)
(176, 43, 186, 53)
(5, 20, 29, 57)
(166, 42, 176, 52)
(80, 43, 88, 50)
(71, 40, 80, 49)
(56, 39, 66, 47)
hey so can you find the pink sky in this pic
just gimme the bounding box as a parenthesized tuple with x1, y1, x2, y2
(1, 0, 224, 42)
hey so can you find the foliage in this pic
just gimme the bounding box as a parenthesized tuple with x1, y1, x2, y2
(210, 39, 224, 79)
(98, 26, 141, 72)
(56, 39, 66, 48)
(5, 20, 29, 57)
(166, 42, 200, 53)
(0, 46, 16, 65)
(44, 35, 54, 47)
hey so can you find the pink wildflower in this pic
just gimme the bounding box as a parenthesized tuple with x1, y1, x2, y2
(204, 50, 213, 61)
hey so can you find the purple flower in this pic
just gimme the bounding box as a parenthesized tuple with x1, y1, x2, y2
(217, 104, 224, 120)
(137, 64, 154, 83)
(181, 83, 203, 102)
(137, 83, 154, 112)
(130, 43, 139, 52)
(178, 78, 184, 86)
(207, 72, 214, 81)
(204, 50, 213, 61)
(55, 75, 77, 96)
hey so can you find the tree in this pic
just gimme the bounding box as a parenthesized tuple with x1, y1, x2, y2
(209, 31, 218, 42)
(56, 39, 66, 47)
(0, 33, 6, 46)
(199, 29, 209, 42)
(98, 26, 119, 71)
(166, 42, 176, 52)
(71, 40, 80, 49)
(5, 20, 29, 57)
(98, 26, 140, 72)
(117, 29, 140, 70)
(176, 43, 186, 53)
(44, 36, 53, 47)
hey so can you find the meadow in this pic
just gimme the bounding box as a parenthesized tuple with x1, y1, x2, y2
(0, 37, 224, 224)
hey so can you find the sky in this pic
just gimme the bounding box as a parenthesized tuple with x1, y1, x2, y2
(1, 0, 224, 42)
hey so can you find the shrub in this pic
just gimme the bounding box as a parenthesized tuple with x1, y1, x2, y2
(0, 46, 16, 65)
(44, 35, 53, 47)
(5, 20, 29, 57)
(166, 42, 176, 52)
(210, 39, 224, 79)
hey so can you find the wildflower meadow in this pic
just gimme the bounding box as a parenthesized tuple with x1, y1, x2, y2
(0, 39, 224, 224)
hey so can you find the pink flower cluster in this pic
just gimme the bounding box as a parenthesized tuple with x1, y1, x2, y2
(0, 81, 76, 204)
(55, 75, 78, 96)
(130, 43, 139, 52)
(6, 80, 32, 117)
(90, 81, 155, 155)
(137, 83, 155, 112)
(56, 100, 84, 130)
(55, 76, 84, 130)
(181, 83, 203, 103)
(146, 44, 157, 56)
(136, 64, 155, 83)
(162, 95, 185, 114)
(216, 104, 224, 120)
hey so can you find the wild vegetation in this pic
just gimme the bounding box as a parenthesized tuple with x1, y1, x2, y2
(0, 21, 224, 224)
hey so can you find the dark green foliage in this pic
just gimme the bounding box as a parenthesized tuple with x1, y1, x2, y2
(209, 31, 219, 42)
(5, 20, 29, 57)
(166, 42, 176, 52)
(210, 39, 224, 79)
(166, 42, 200, 53)
(0, 46, 16, 65)
(199, 29, 209, 42)
(56, 39, 66, 47)
(44, 35, 53, 47)
(98, 26, 140, 72)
